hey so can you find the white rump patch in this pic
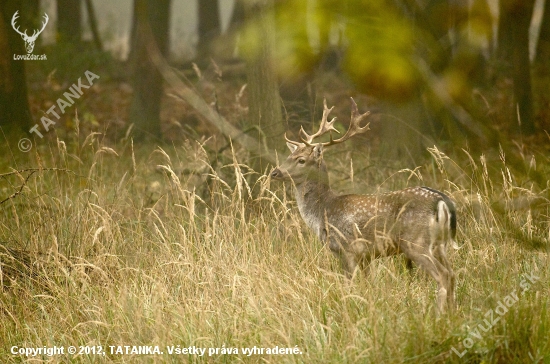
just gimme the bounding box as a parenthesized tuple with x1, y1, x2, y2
(437, 200, 449, 225)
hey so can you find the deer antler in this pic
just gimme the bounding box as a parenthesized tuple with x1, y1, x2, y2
(323, 97, 370, 147)
(299, 98, 339, 145)
(284, 98, 370, 148)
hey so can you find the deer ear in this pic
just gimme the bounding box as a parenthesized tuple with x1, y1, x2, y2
(313, 144, 323, 159)
(286, 142, 299, 153)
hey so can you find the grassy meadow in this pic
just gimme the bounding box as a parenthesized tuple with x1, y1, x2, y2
(0, 125, 548, 363)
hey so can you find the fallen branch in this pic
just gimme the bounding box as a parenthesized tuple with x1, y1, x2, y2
(142, 25, 276, 164)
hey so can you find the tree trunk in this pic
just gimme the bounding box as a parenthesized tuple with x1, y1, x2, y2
(219, 0, 245, 60)
(229, 0, 245, 30)
(197, 0, 220, 60)
(18, 0, 40, 37)
(496, 0, 536, 134)
(497, 0, 515, 63)
(84, 0, 103, 51)
(57, 0, 81, 43)
(128, 2, 137, 63)
(0, 0, 33, 130)
(511, 0, 536, 135)
(535, 0, 550, 69)
(277, 3, 316, 131)
(243, 0, 284, 172)
(129, 0, 170, 140)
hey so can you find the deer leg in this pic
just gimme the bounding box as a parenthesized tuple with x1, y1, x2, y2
(327, 248, 358, 278)
(430, 218, 456, 310)
(324, 228, 359, 278)
(434, 243, 456, 309)
(402, 242, 452, 313)
(342, 251, 359, 278)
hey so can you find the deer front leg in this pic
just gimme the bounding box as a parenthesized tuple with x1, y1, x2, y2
(323, 228, 359, 278)
(341, 251, 360, 278)
(329, 248, 358, 278)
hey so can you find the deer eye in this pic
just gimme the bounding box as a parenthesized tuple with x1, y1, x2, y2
(298, 158, 306, 164)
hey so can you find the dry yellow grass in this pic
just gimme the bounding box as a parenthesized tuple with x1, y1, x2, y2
(0, 132, 548, 363)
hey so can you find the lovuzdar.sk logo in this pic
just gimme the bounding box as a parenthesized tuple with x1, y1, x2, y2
(11, 10, 48, 60)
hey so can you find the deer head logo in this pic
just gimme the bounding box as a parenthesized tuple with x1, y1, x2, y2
(11, 10, 49, 54)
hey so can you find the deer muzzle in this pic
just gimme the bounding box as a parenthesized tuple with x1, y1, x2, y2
(270, 167, 287, 180)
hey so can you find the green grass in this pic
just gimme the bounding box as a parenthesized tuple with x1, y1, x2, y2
(0, 129, 548, 363)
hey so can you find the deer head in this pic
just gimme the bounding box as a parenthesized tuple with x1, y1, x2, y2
(271, 98, 371, 186)
(11, 11, 49, 54)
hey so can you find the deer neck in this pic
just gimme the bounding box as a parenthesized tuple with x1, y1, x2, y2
(294, 169, 334, 237)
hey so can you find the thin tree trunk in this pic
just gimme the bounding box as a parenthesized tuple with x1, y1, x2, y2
(128, 2, 137, 62)
(229, 0, 245, 30)
(197, 0, 220, 60)
(511, 0, 536, 135)
(497, 0, 517, 64)
(129, 0, 170, 140)
(19, 0, 39, 35)
(0, 0, 33, 129)
(222, 0, 245, 59)
(535, 0, 550, 68)
(244, 0, 284, 172)
(57, 0, 81, 43)
(84, 0, 102, 52)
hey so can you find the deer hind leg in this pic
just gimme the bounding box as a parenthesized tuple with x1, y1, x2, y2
(402, 240, 453, 313)
(434, 243, 455, 309)
(431, 200, 456, 310)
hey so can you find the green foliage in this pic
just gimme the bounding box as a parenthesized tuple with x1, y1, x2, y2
(239, 0, 418, 100)
(239, 0, 495, 103)
(342, 10, 418, 101)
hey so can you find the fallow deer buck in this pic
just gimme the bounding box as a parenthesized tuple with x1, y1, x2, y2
(271, 98, 457, 313)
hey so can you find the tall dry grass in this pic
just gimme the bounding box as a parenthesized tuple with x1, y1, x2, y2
(0, 129, 548, 363)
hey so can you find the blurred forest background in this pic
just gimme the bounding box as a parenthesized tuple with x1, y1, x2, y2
(1, 0, 549, 171)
